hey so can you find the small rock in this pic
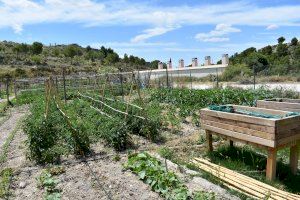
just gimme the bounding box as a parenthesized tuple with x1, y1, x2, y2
(19, 181, 27, 189)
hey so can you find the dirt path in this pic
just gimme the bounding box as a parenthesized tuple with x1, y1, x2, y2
(0, 106, 27, 154)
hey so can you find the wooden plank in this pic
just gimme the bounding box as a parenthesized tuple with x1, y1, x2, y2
(194, 158, 300, 200)
(201, 114, 275, 133)
(201, 119, 275, 140)
(266, 148, 277, 181)
(201, 109, 276, 127)
(276, 126, 300, 140)
(290, 143, 299, 175)
(277, 134, 300, 147)
(232, 105, 289, 116)
(257, 99, 300, 110)
(202, 124, 275, 147)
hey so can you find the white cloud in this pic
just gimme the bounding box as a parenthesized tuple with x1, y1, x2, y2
(0, 0, 299, 40)
(195, 24, 241, 42)
(89, 41, 177, 48)
(266, 24, 279, 30)
(131, 26, 177, 43)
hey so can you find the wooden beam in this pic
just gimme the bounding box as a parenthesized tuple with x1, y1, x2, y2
(266, 148, 277, 181)
(202, 124, 275, 147)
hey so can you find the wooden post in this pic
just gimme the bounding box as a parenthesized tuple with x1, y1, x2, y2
(229, 140, 234, 147)
(62, 67, 67, 103)
(5, 77, 11, 105)
(290, 142, 299, 175)
(266, 148, 277, 181)
(13, 79, 18, 100)
(119, 72, 124, 100)
(55, 76, 59, 92)
(206, 131, 213, 152)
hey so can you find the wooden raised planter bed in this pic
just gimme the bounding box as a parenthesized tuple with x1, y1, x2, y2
(200, 105, 300, 181)
(257, 98, 300, 112)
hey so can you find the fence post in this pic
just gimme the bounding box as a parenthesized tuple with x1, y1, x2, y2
(166, 68, 169, 88)
(253, 65, 256, 90)
(5, 77, 11, 105)
(189, 70, 192, 90)
(55, 76, 59, 92)
(13, 79, 18, 100)
(119, 71, 124, 100)
(62, 67, 67, 103)
(216, 68, 219, 88)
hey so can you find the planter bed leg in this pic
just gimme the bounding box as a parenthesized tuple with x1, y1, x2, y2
(290, 142, 299, 175)
(266, 148, 277, 181)
(206, 131, 213, 152)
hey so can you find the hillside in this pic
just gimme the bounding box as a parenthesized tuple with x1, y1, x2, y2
(0, 41, 159, 78)
(222, 37, 300, 82)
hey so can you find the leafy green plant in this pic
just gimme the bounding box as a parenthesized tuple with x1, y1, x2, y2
(125, 153, 190, 199)
(37, 168, 63, 200)
(149, 87, 298, 119)
(125, 153, 214, 200)
(0, 168, 13, 199)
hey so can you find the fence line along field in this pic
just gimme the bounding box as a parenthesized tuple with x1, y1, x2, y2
(0, 71, 300, 200)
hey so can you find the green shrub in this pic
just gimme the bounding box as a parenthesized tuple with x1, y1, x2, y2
(221, 64, 251, 81)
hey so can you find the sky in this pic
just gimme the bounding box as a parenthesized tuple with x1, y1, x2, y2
(0, 0, 299, 66)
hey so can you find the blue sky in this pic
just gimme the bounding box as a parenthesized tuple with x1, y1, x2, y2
(0, 0, 299, 65)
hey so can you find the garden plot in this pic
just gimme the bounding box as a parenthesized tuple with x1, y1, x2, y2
(1, 84, 300, 200)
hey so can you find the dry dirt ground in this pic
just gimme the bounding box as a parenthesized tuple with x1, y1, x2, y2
(1, 106, 239, 200)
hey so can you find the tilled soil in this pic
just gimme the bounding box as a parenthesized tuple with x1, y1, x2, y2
(0, 106, 27, 150)
(57, 153, 161, 200)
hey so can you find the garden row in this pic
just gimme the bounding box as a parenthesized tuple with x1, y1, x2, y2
(20, 87, 162, 164)
(149, 87, 299, 118)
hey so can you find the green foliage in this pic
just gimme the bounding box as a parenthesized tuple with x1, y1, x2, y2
(13, 43, 29, 54)
(293, 46, 300, 60)
(125, 153, 190, 199)
(23, 96, 90, 164)
(229, 36, 300, 79)
(14, 67, 27, 78)
(37, 168, 63, 200)
(277, 36, 286, 44)
(0, 168, 13, 199)
(260, 45, 273, 55)
(221, 64, 251, 81)
(31, 55, 42, 64)
(158, 147, 175, 160)
(245, 52, 269, 73)
(15, 90, 44, 105)
(125, 153, 214, 200)
(31, 42, 43, 55)
(24, 99, 69, 163)
(291, 37, 298, 46)
(150, 87, 298, 118)
(63, 44, 82, 58)
(276, 43, 289, 57)
(0, 41, 154, 77)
